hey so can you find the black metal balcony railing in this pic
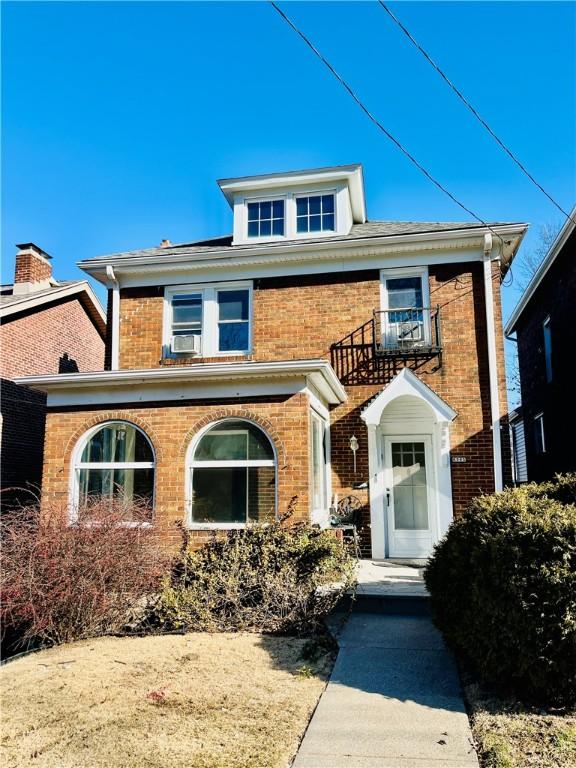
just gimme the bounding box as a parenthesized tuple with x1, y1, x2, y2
(373, 307, 441, 356)
(330, 306, 442, 385)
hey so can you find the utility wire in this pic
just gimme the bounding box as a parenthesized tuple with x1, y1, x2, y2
(269, 1, 506, 247)
(378, 1, 575, 226)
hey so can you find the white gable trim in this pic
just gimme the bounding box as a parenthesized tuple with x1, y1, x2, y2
(360, 368, 457, 426)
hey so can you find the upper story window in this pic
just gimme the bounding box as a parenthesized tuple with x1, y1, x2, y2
(165, 282, 252, 357)
(543, 316, 552, 382)
(247, 200, 285, 238)
(296, 194, 335, 234)
(380, 267, 431, 350)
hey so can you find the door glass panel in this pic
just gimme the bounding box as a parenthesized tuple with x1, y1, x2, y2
(391, 441, 428, 530)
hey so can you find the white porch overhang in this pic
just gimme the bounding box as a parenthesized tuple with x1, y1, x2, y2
(360, 367, 457, 426)
(14, 359, 347, 408)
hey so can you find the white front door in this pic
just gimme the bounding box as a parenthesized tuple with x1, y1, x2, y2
(383, 436, 436, 558)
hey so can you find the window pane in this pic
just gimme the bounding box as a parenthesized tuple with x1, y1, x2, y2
(322, 194, 334, 213)
(247, 203, 259, 222)
(218, 290, 249, 322)
(192, 467, 246, 523)
(272, 218, 284, 236)
(322, 213, 335, 231)
(297, 217, 308, 233)
(172, 295, 202, 326)
(78, 468, 154, 515)
(195, 432, 248, 461)
(392, 442, 428, 530)
(218, 322, 249, 352)
(248, 221, 259, 237)
(387, 277, 423, 309)
(309, 196, 321, 215)
(81, 424, 153, 463)
(296, 197, 308, 216)
(260, 201, 271, 219)
(272, 200, 284, 218)
(310, 215, 322, 232)
(260, 220, 271, 237)
(248, 466, 276, 523)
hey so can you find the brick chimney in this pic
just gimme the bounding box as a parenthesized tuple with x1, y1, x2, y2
(13, 243, 53, 295)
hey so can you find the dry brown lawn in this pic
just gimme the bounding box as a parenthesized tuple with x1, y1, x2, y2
(1, 633, 332, 768)
(465, 683, 576, 768)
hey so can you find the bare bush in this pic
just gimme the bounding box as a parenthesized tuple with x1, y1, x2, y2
(1, 499, 168, 649)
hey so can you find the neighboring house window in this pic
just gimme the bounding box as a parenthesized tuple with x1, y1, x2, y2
(189, 420, 276, 526)
(247, 200, 285, 238)
(534, 413, 546, 454)
(165, 282, 252, 356)
(296, 194, 335, 233)
(380, 267, 430, 348)
(543, 316, 552, 382)
(310, 411, 328, 512)
(73, 421, 155, 523)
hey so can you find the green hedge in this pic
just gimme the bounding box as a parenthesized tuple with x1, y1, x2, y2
(424, 476, 576, 706)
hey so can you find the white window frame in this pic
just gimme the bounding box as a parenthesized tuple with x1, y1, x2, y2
(543, 315, 552, 383)
(380, 266, 431, 344)
(294, 191, 337, 236)
(69, 420, 155, 527)
(163, 281, 253, 358)
(185, 418, 278, 529)
(245, 195, 287, 242)
(534, 412, 546, 454)
(310, 407, 330, 524)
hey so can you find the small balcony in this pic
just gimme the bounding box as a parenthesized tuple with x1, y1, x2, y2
(373, 307, 442, 357)
(330, 306, 442, 385)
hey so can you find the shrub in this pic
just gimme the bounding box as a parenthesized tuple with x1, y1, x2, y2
(148, 513, 356, 635)
(424, 475, 576, 706)
(1, 500, 168, 650)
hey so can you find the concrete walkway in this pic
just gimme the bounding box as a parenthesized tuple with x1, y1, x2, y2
(292, 612, 478, 768)
(356, 559, 428, 598)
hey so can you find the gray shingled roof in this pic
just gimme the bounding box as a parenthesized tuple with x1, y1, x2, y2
(81, 220, 516, 264)
(0, 281, 80, 308)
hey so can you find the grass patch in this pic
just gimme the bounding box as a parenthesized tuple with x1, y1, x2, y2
(1, 633, 333, 768)
(465, 682, 576, 768)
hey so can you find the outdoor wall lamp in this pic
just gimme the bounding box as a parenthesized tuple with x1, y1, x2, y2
(349, 435, 359, 474)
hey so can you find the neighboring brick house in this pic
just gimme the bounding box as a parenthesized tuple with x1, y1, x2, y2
(505, 208, 575, 482)
(16, 166, 527, 558)
(1, 244, 106, 507)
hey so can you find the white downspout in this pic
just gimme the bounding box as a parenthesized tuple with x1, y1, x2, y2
(483, 233, 503, 491)
(106, 265, 120, 371)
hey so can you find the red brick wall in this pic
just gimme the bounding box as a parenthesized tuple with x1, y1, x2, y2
(14, 252, 52, 285)
(41, 395, 310, 551)
(0, 296, 104, 378)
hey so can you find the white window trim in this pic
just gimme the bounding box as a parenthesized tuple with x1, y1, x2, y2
(310, 407, 330, 524)
(534, 412, 546, 454)
(380, 266, 431, 344)
(69, 420, 156, 526)
(185, 418, 278, 530)
(163, 281, 253, 358)
(243, 194, 287, 243)
(543, 315, 552, 383)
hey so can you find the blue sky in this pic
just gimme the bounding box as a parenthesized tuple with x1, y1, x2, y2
(2, 0, 575, 332)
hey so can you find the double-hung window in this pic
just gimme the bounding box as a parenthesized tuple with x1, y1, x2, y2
(247, 200, 285, 238)
(165, 283, 252, 357)
(380, 268, 430, 349)
(296, 194, 335, 233)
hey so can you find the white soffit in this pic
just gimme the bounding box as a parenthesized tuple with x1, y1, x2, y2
(361, 367, 457, 426)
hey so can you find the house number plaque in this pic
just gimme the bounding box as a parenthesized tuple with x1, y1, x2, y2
(451, 456, 467, 463)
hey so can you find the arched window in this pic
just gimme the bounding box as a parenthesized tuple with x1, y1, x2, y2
(73, 421, 155, 523)
(190, 419, 276, 526)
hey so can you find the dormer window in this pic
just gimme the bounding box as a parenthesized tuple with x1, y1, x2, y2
(296, 194, 335, 234)
(247, 200, 285, 238)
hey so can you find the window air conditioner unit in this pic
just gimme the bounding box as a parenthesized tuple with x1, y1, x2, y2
(171, 334, 202, 355)
(398, 321, 424, 345)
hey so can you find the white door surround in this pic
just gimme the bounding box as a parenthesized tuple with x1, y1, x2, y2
(361, 368, 457, 560)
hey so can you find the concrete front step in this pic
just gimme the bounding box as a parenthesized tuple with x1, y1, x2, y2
(338, 592, 431, 616)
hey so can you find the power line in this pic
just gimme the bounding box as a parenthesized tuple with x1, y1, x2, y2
(269, 1, 506, 247)
(378, 1, 576, 226)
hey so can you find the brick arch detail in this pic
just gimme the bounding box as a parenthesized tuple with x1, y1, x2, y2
(63, 412, 164, 465)
(179, 409, 287, 467)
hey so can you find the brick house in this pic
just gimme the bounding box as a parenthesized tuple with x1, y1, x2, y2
(505, 207, 575, 482)
(16, 166, 527, 558)
(1, 244, 106, 507)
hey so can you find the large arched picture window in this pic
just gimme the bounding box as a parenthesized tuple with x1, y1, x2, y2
(190, 419, 276, 525)
(73, 421, 155, 523)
